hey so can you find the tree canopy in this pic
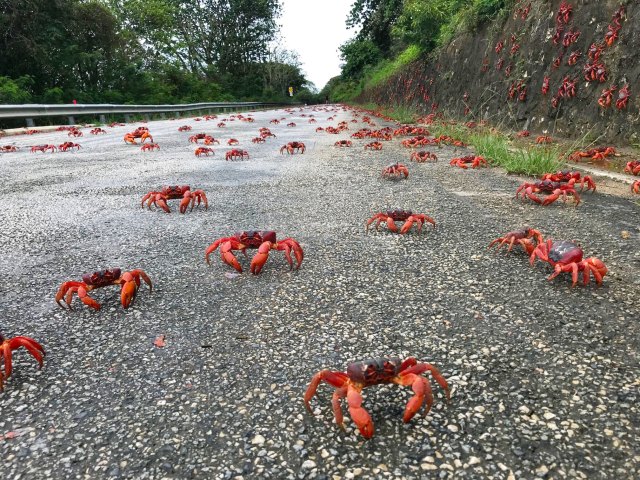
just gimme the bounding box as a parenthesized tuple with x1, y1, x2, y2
(0, 0, 314, 105)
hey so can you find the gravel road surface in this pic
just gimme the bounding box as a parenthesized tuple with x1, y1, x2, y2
(0, 106, 638, 479)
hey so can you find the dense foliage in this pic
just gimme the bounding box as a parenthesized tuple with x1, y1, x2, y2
(326, 0, 511, 101)
(0, 0, 316, 105)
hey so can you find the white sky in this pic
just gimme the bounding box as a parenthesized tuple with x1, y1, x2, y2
(278, 0, 356, 90)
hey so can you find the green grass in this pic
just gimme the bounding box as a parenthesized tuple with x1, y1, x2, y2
(430, 122, 563, 175)
(365, 45, 422, 89)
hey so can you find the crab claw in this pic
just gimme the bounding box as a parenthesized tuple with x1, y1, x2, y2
(221, 240, 243, 272)
(119, 274, 138, 309)
(119, 270, 151, 308)
(347, 385, 374, 439)
(250, 241, 272, 275)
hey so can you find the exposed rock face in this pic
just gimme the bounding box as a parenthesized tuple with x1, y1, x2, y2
(358, 0, 639, 143)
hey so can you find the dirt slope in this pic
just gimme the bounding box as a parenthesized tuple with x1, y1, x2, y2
(359, 0, 640, 143)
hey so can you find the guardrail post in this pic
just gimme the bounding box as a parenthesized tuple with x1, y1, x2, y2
(144, 114, 151, 122)
(124, 114, 131, 123)
(174, 112, 180, 119)
(26, 118, 35, 128)
(160, 113, 166, 119)
(99, 115, 107, 124)
(68, 116, 75, 125)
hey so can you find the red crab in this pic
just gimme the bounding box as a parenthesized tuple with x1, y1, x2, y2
(616, 85, 630, 110)
(541, 171, 596, 192)
(604, 24, 619, 47)
(515, 180, 580, 206)
(530, 240, 607, 286)
(58, 142, 81, 152)
(141, 143, 160, 152)
(67, 128, 83, 137)
(204, 136, 220, 145)
(536, 136, 553, 144)
(366, 209, 435, 234)
(31, 145, 57, 153)
(516, 130, 531, 138)
(569, 147, 616, 162)
(178, 126, 192, 132)
(624, 161, 640, 176)
(488, 227, 543, 255)
(141, 185, 208, 214)
(410, 151, 437, 163)
(495, 40, 504, 53)
(195, 147, 214, 157)
(252, 137, 265, 144)
(217, 122, 226, 128)
(562, 28, 580, 47)
(269, 119, 280, 124)
(304, 357, 450, 439)
(633, 181, 640, 194)
(280, 142, 306, 155)
(598, 86, 618, 108)
(227, 139, 239, 146)
(450, 156, 487, 169)
(124, 129, 153, 144)
(541, 77, 550, 95)
(381, 163, 409, 179)
(56, 268, 152, 310)
(567, 51, 581, 66)
(205, 230, 303, 274)
(287, 122, 296, 127)
(583, 63, 607, 83)
(0, 145, 18, 152)
(557, 77, 577, 98)
(588, 43, 604, 61)
(364, 141, 383, 150)
(90, 128, 107, 135)
(334, 140, 352, 147)
(225, 149, 249, 161)
(189, 133, 209, 143)
(556, 1, 572, 24)
(0, 333, 45, 391)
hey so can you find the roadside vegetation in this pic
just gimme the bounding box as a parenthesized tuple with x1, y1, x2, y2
(429, 122, 564, 175)
(322, 0, 512, 101)
(0, 0, 319, 113)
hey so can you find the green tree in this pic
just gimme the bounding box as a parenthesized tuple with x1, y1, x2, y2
(339, 39, 382, 79)
(346, 0, 403, 55)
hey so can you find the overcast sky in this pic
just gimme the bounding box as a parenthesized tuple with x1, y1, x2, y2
(279, 0, 356, 90)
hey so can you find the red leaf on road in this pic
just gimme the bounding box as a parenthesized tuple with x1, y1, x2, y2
(154, 335, 166, 348)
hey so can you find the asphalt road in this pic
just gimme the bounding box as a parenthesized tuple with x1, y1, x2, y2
(0, 106, 638, 479)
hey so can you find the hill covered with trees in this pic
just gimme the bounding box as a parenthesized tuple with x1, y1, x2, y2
(0, 0, 318, 105)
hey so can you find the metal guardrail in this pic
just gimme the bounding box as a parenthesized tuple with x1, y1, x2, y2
(0, 101, 290, 126)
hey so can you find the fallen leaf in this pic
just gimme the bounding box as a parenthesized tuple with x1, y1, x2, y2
(154, 335, 166, 348)
(621, 230, 630, 239)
